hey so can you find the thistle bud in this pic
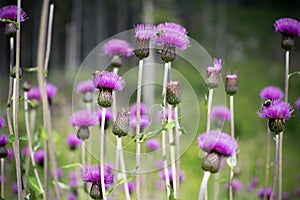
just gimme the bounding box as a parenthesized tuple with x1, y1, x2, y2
(112, 111, 130, 137)
(268, 118, 284, 134)
(166, 81, 181, 105)
(89, 183, 102, 200)
(10, 66, 23, 79)
(225, 73, 238, 95)
(23, 81, 31, 92)
(281, 35, 294, 51)
(205, 58, 223, 89)
(161, 44, 176, 63)
(77, 126, 90, 140)
(202, 152, 221, 173)
(5, 23, 17, 37)
(97, 89, 113, 108)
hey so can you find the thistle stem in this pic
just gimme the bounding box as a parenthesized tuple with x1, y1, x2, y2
(44, 3, 54, 72)
(264, 124, 271, 200)
(135, 59, 144, 200)
(206, 89, 214, 132)
(213, 173, 220, 200)
(278, 132, 283, 200)
(228, 167, 234, 200)
(1, 158, 4, 199)
(86, 102, 92, 166)
(24, 91, 45, 195)
(198, 171, 211, 200)
(100, 108, 107, 200)
(162, 62, 171, 197)
(112, 136, 120, 200)
(81, 141, 88, 199)
(284, 51, 289, 102)
(270, 134, 279, 200)
(174, 106, 180, 199)
(118, 137, 131, 200)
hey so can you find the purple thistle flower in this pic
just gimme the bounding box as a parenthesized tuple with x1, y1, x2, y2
(0, 116, 6, 129)
(258, 100, 293, 120)
(67, 192, 77, 200)
(205, 58, 223, 89)
(225, 179, 243, 193)
(11, 182, 18, 194)
(103, 39, 133, 57)
(121, 181, 136, 194)
(93, 71, 126, 91)
(247, 177, 259, 191)
(21, 147, 30, 157)
(6, 148, 14, 160)
(95, 108, 114, 122)
(81, 165, 113, 185)
(46, 83, 57, 99)
(34, 150, 44, 167)
(295, 97, 300, 111)
(130, 103, 149, 116)
(70, 110, 98, 127)
(258, 187, 276, 200)
(76, 80, 96, 94)
(0, 134, 8, 146)
(135, 24, 157, 40)
(197, 130, 238, 157)
(0, 5, 27, 25)
(211, 105, 230, 122)
(260, 86, 283, 100)
(69, 172, 78, 187)
(65, 135, 81, 151)
(130, 115, 151, 129)
(51, 168, 63, 180)
(159, 167, 185, 184)
(155, 22, 190, 50)
(27, 87, 41, 100)
(144, 138, 161, 152)
(274, 18, 300, 37)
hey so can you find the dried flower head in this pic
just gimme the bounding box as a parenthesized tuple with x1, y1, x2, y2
(166, 80, 181, 105)
(66, 135, 81, 151)
(205, 58, 223, 89)
(260, 86, 283, 100)
(144, 138, 161, 152)
(197, 130, 238, 157)
(134, 24, 157, 59)
(0, 116, 5, 129)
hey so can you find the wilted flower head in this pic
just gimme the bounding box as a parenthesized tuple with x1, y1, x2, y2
(159, 167, 185, 185)
(258, 100, 293, 120)
(112, 111, 130, 137)
(295, 97, 300, 111)
(211, 105, 230, 122)
(274, 18, 300, 37)
(258, 187, 276, 200)
(76, 80, 96, 94)
(0, 134, 8, 146)
(166, 81, 181, 105)
(0, 116, 5, 129)
(103, 39, 133, 57)
(197, 130, 238, 157)
(205, 58, 223, 89)
(130, 115, 151, 129)
(144, 138, 161, 152)
(260, 86, 283, 100)
(130, 103, 149, 116)
(66, 135, 81, 150)
(70, 110, 98, 127)
(121, 181, 136, 194)
(225, 179, 243, 193)
(93, 71, 126, 91)
(81, 165, 113, 185)
(34, 150, 45, 167)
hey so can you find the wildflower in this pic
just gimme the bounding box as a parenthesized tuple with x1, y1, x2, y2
(0, 134, 8, 158)
(34, 150, 44, 167)
(258, 99, 293, 133)
(225, 73, 238, 95)
(260, 86, 283, 100)
(11, 182, 18, 194)
(258, 187, 276, 200)
(46, 83, 57, 99)
(93, 71, 126, 107)
(103, 39, 133, 67)
(66, 135, 81, 151)
(198, 130, 238, 173)
(159, 167, 185, 188)
(70, 110, 98, 140)
(205, 58, 223, 89)
(76, 80, 96, 103)
(0, 5, 27, 37)
(21, 147, 30, 157)
(211, 105, 230, 128)
(27, 86, 41, 102)
(166, 80, 181, 106)
(112, 111, 130, 137)
(145, 138, 161, 152)
(121, 181, 136, 195)
(155, 22, 190, 62)
(81, 165, 113, 199)
(295, 97, 300, 111)
(6, 148, 14, 161)
(247, 177, 259, 191)
(274, 18, 300, 50)
(0, 116, 6, 129)
(134, 24, 156, 59)
(27, 83, 57, 106)
(282, 192, 290, 200)
(225, 179, 243, 194)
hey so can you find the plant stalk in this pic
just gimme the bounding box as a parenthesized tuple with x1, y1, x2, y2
(100, 108, 107, 200)
(278, 132, 283, 200)
(1, 158, 4, 199)
(198, 171, 211, 200)
(174, 106, 181, 199)
(119, 139, 130, 200)
(206, 89, 214, 132)
(264, 124, 271, 200)
(270, 133, 279, 200)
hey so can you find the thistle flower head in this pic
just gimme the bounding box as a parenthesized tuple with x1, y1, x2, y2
(76, 80, 96, 94)
(46, 83, 57, 99)
(197, 130, 238, 157)
(258, 100, 293, 120)
(121, 181, 136, 194)
(225, 73, 238, 95)
(159, 167, 185, 184)
(0, 134, 8, 146)
(112, 111, 130, 137)
(274, 18, 300, 37)
(68, 172, 78, 187)
(0, 116, 5, 129)
(205, 58, 223, 89)
(34, 150, 45, 167)
(166, 80, 181, 105)
(95, 108, 113, 122)
(130, 103, 149, 116)
(65, 135, 81, 150)
(260, 86, 283, 100)
(130, 115, 151, 129)
(225, 179, 243, 193)
(155, 22, 190, 50)
(144, 138, 161, 152)
(135, 24, 157, 40)
(157, 108, 175, 121)
(21, 147, 30, 157)
(258, 187, 276, 200)
(67, 192, 77, 200)
(70, 110, 98, 128)
(11, 183, 18, 194)
(81, 165, 113, 185)
(27, 87, 41, 100)
(211, 105, 230, 122)
(103, 39, 133, 57)
(248, 177, 259, 191)
(295, 97, 300, 111)
(93, 71, 126, 91)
